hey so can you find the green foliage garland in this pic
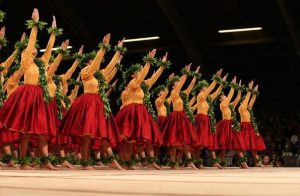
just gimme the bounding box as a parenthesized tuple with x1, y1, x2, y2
(94, 70, 111, 118)
(25, 19, 47, 31)
(229, 104, 240, 131)
(0, 11, 5, 22)
(0, 74, 6, 107)
(118, 63, 142, 91)
(55, 48, 70, 56)
(164, 100, 171, 115)
(34, 58, 51, 103)
(0, 37, 8, 47)
(98, 41, 111, 51)
(63, 95, 71, 110)
(142, 54, 157, 64)
(180, 92, 195, 124)
(54, 75, 63, 120)
(47, 27, 63, 36)
(249, 109, 259, 134)
(141, 82, 157, 120)
(156, 58, 171, 69)
(207, 96, 217, 134)
(114, 45, 127, 54)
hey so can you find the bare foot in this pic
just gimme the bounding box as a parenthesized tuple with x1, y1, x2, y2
(40, 162, 59, 170)
(255, 161, 265, 168)
(240, 162, 249, 169)
(148, 162, 162, 170)
(7, 160, 16, 168)
(213, 163, 223, 169)
(197, 164, 205, 169)
(188, 163, 198, 170)
(126, 165, 137, 170)
(61, 160, 76, 169)
(0, 161, 5, 166)
(109, 160, 125, 170)
(21, 164, 33, 170)
(171, 165, 181, 170)
(96, 161, 105, 166)
(82, 165, 95, 170)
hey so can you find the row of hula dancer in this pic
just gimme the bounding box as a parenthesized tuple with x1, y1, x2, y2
(0, 8, 265, 170)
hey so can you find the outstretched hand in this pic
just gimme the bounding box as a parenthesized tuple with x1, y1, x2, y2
(78, 45, 84, 55)
(103, 33, 111, 45)
(61, 39, 69, 50)
(232, 76, 237, 84)
(216, 68, 223, 76)
(52, 16, 57, 28)
(162, 52, 168, 62)
(148, 49, 156, 58)
(32, 8, 39, 22)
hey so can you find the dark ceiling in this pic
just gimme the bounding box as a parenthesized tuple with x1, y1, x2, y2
(1, 0, 300, 110)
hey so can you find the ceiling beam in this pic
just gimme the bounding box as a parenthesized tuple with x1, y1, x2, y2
(277, 0, 300, 59)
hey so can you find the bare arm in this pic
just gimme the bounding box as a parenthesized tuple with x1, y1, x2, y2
(248, 94, 257, 110)
(47, 53, 63, 79)
(102, 39, 124, 76)
(135, 49, 156, 85)
(231, 90, 241, 108)
(86, 34, 110, 74)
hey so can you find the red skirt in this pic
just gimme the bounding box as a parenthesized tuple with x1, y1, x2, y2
(195, 114, 218, 149)
(59, 93, 120, 145)
(0, 84, 48, 135)
(157, 116, 167, 131)
(0, 127, 20, 146)
(240, 122, 266, 151)
(216, 120, 247, 150)
(45, 98, 60, 144)
(161, 111, 198, 146)
(115, 103, 161, 145)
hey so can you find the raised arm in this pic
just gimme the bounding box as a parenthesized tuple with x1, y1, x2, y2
(47, 40, 68, 79)
(24, 9, 40, 58)
(11, 69, 24, 83)
(40, 16, 58, 64)
(0, 27, 6, 50)
(86, 34, 110, 73)
(135, 49, 156, 85)
(1, 49, 18, 72)
(145, 52, 168, 89)
(202, 69, 223, 98)
(184, 66, 200, 95)
(105, 79, 118, 97)
(209, 73, 228, 101)
(248, 85, 258, 110)
(64, 45, 83, 80)
(161, 87, 169, 100)
(68, 85, 79, 103)
(242, 81, 254, 107)
(102, 39, 124, 76)
(106, 67, 117, 84)
(189, 96, 196, 107)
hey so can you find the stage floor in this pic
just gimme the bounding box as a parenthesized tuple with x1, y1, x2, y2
(0, 167, 300, 196)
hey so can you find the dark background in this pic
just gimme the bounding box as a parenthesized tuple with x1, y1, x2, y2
(1, 0, 300, 113)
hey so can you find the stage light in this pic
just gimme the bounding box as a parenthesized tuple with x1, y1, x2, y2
(124, 36, 160, 43)
(39, 46, 73, 52)
(218, 27, 263, 33)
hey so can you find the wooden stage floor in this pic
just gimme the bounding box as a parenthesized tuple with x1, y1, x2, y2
(0, 167, 300, 196)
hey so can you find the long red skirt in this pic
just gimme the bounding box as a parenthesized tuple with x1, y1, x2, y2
(115, 103, 161, 145)
(161, 111, 198, 146)
(240, 122, 266, 151)
(45, 98, 60, 144)
(157, 116, 167, 131)
(59, 93, 120, 145)
(0, 84, 48, 135)
(216, 120, 247, 150)
(195, 114, 218, 149)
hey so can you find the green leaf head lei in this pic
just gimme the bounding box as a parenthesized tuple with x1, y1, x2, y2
(165, 75, 180, 90)
(191, 80, 209, 97)
(114, 45, 127, 55)
(118, 63, 142, 91)
(151, 85, 166, 98)
(76, 51, 96, 69)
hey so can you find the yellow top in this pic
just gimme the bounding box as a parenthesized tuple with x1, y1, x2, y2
(238, 91, 252, 122)
(155, 87, 169, 117)
(219, 87, 235, 120)
(193, 80, 224, 115)
(166, 74, 197, 112)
